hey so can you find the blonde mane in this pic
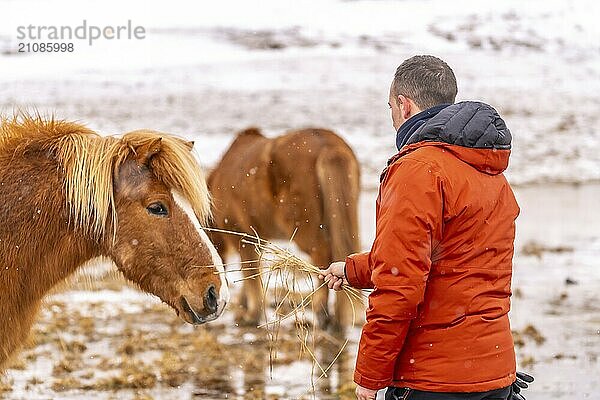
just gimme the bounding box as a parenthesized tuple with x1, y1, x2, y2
(0, 115, 211, 238)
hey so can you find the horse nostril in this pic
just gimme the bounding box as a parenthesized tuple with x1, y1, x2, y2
(204, 284, 218, 314)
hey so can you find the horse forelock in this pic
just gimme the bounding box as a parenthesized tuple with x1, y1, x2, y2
(1, 116, 211, 238)
(121, 130, 212, 225)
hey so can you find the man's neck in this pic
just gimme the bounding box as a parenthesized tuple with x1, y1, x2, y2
(396, 104, 451, 150)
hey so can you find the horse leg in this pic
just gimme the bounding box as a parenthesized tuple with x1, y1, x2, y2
(310, 250, 355, 332)
(1, 301, 40, 371)
(309, 249, 333, 330)
(332, 278, 355, 333)
(235, 243, 263, 327)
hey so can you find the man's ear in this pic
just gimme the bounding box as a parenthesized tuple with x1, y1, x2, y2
(133, 137, 163, 166)
(397, 94, 413, 119)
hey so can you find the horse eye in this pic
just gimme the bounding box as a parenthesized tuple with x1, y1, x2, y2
(147, 202, 168, 217)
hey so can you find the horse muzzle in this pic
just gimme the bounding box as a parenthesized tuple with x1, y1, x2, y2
(180, 289, 226, 325)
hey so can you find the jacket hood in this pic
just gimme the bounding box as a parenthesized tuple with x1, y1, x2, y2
(403, 101, 512, 174)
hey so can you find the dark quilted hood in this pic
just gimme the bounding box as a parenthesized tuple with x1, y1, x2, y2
(403, 101, 512, 175)
(406, 101, 511, 149)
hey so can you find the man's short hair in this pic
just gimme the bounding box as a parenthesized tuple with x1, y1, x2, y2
(392, 55, 458, 110)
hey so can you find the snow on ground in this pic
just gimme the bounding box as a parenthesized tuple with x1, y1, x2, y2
(510, 238, 600, 398)
(0, 0, 599, 398)
(1, 0, 599, 186)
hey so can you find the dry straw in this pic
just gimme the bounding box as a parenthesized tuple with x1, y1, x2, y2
(204, 227, 365, 386)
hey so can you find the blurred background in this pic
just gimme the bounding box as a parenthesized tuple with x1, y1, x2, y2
(0, 0, 599, 399)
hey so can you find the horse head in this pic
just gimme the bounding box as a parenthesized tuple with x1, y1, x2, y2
(107, 131, 229, 324)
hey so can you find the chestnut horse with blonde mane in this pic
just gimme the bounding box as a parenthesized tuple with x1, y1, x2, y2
(209, 127, 360, 330)
(0, 116, 229, 370)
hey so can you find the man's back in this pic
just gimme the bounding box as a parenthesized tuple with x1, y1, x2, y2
(392, 141, 519, 391)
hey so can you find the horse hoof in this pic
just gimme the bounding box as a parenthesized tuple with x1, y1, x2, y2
(328, 319, 346, 334)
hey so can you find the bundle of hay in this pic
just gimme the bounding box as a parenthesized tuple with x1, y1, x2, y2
(207, 228, 365, 380)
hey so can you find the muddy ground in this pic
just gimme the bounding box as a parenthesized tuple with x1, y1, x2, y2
(1, 187, 599, 399)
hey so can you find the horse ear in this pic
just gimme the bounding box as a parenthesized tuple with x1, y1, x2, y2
(174, 138, 194, 151)
(135, 137, 163, 165)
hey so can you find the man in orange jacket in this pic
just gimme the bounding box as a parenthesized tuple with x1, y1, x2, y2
(320, 55, 533, 400)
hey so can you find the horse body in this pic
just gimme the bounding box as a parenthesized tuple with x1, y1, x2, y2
(0, 117, 228, 369)
(209, 128, 361, 330)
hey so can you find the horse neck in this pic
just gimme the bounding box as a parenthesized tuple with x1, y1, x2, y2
(0, 149, 103, 317)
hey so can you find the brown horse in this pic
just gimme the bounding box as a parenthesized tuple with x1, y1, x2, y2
(0, 116, 229, 370)
(208, 127, 360, 330)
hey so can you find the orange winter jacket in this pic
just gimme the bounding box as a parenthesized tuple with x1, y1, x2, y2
(346, 102, 519, 392)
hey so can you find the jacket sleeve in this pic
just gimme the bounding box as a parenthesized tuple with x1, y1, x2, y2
(345, 252, 374, 289)
(354, 158, 443, 390)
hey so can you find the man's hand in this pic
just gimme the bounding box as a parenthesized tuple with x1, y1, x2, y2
(355, 385, 378, 400)
(318, 261, 348, 291)
(511, 371, 534, 400)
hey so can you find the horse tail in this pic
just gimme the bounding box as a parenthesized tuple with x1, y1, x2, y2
(316, 145, 361, 263)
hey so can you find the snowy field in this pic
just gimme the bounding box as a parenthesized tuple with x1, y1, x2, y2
(0, 0, 599, 398)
